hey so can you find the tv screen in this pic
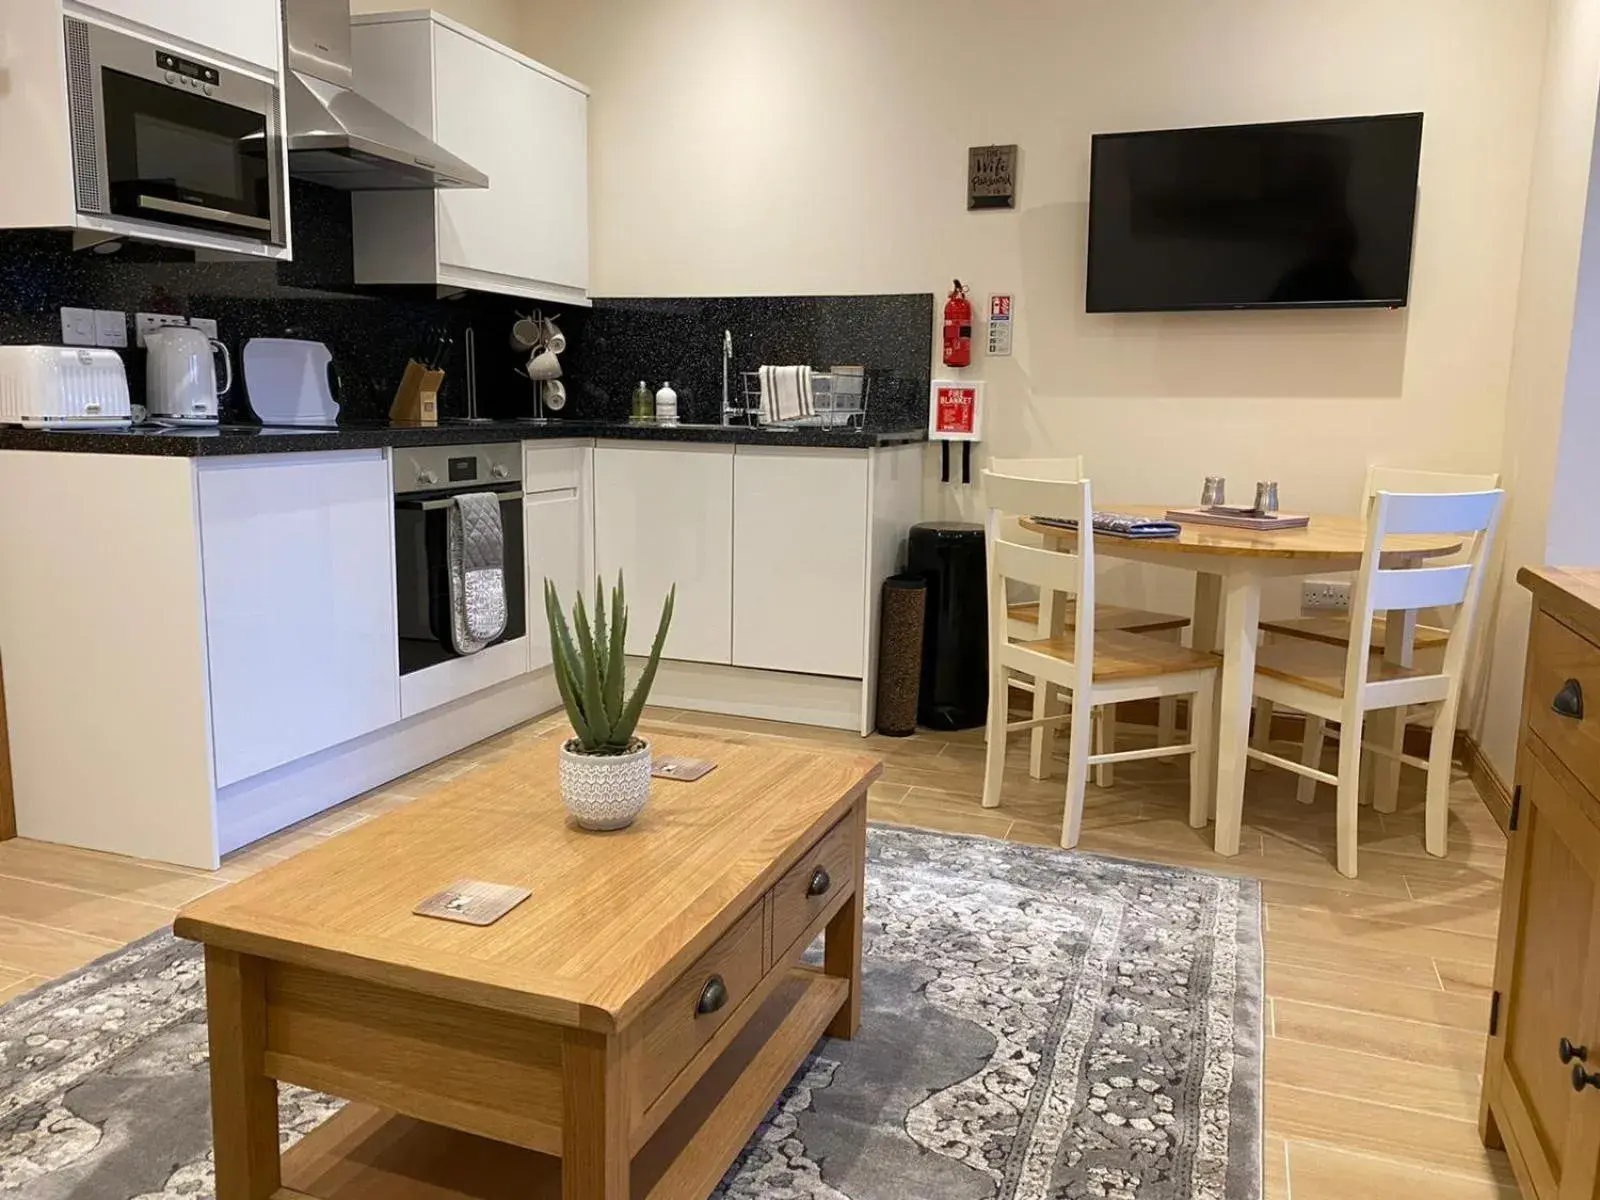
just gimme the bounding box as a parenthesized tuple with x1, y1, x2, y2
(1086, 113, 1424, 312)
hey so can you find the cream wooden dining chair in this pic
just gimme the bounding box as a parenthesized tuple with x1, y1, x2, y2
(991, 457, 1191, 786)
(1254, 466, 1501, 806)
(1240, 488, 1504, 878)
(979, 467, 1221, 848)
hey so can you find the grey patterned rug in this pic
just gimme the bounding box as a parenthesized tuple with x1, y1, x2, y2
(0, 827, 1263, 1199)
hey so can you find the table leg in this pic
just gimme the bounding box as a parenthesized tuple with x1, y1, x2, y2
(1029, 575, 1069, 779)
(1191, 573, 1224, 819)
(824, 798, 868, 1039)
(562, 1028, 629, 1200)
(205, 947, 281, 1200)
(1213, 573, 1262, 857)
(1371, 608, 1419, 814)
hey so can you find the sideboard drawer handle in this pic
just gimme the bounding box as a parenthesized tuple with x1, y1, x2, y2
(1574, 1064, 1600, 1093)
(807, 866, 832, 897)
(1553, 678, 1584, 720)
(1561, 1037, 1589, 1065)
(696, 975, 727, 1016)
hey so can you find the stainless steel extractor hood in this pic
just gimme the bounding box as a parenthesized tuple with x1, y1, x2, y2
(284, 0, 488, 190)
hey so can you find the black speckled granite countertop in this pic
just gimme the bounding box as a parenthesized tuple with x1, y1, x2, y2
(0, 420, 928, 457)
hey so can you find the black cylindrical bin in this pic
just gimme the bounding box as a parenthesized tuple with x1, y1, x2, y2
(908, 522, 988, 730)
(875, 574, 927, 737)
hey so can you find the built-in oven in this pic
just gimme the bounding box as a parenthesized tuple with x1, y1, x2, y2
(63, 17, 287, 250)
(394, 443, 525, 677)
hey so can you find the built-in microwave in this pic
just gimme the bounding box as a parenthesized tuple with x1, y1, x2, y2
(62, 17, 287, 252)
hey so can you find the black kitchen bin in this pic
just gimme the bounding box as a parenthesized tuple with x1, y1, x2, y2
(908, 522, 988, 730)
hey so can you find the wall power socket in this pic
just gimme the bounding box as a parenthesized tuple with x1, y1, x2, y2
(1301, 580, 1352, 612)
(134, 312, 220, 348)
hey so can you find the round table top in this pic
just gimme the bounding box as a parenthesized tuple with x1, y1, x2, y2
(1019, 507, 1464, 562)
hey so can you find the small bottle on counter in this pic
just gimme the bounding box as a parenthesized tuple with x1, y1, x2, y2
(631, 381, 653, 423)
(655, 381, 679, 426)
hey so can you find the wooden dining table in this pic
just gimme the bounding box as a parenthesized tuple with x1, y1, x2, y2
(1020, 508, 1463, 855)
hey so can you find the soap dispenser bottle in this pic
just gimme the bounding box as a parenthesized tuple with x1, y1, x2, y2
(655, 381, 679, 426)
(631, 381, 653, 423)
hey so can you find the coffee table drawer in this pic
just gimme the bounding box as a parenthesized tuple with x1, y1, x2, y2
(635, 899, 766, 1106)
(769, 816, 856, 966)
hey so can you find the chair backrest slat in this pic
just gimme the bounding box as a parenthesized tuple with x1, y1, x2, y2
(1368, 563, 1473, 612)
(984, 472, 1088, 525)
(991, 456, 1086, 482)
(993, 538, 1083, 594)
(1376, 490, 1503, 537)
(1366, 466, 1501, 499)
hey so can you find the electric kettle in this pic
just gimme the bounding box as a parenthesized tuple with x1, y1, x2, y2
(146, 326, 232, 424)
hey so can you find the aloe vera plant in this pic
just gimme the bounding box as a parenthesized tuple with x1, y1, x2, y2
(545, 573, 675, 755)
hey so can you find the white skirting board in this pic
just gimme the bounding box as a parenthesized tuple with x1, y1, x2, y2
(640, 657, 864, 732)
(216, 666, 560, 858)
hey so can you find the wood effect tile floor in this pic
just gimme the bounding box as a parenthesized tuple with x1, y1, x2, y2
(0, 705, 1514, 1198)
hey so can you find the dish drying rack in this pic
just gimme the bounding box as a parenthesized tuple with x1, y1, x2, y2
(723, 369, 871, 429)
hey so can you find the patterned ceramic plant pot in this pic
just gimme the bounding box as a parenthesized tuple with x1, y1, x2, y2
(558, 738, 652, 830)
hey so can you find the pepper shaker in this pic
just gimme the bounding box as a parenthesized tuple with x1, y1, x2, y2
(1201, 476, 1226, 507)
(1254, 481, 1280, 515)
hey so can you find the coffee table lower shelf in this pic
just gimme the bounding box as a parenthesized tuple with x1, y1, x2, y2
(275, 968, 849, 1200)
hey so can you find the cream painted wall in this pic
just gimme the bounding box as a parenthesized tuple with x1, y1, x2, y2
(351, 0, 530, 53)
(1477, 0, 1600, 780)
(522, 0, 1547, 615)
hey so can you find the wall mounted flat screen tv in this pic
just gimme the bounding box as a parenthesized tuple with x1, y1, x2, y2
(1086, 113, 1424, 312)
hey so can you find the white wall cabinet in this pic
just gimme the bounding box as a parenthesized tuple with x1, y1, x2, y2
(197, 451, 400, 788)
(594, 444, 733, 664)
(78, 0, 283, 71)
(350, 12, 589, 305)
(733, 449, 870, 678)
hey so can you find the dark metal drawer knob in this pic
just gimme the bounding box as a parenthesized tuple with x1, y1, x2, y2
(1553, 678, 1584, 720)
(1574, 1064, 1600, 1093)
(807, 866, 832, 897)
(1561, 1037, 1589, 1064)
(696, 975, 727, 1016)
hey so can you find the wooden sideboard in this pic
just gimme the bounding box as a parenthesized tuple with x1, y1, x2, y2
(1482, 567, 1600, 1199)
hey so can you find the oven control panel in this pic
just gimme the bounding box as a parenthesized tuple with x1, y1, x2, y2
(393, 442, 522, 495)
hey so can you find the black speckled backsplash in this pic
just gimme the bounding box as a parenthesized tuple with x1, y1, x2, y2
(564, 294, 933, 430)
(0, 180, 932, 431)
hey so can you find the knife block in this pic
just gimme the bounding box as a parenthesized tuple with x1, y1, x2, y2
(391, 360, 443, 426)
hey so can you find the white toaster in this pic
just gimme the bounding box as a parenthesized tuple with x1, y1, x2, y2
(0, 346, 133, 429)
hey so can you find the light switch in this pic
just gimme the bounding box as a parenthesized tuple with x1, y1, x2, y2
(60, 307, 95, 347)
(94, 310, 127, 348)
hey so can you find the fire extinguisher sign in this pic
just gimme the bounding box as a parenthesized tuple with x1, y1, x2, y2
(928, 380, 985, 442)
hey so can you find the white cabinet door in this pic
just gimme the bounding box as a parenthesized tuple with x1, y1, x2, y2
(526, 489, 583, 673)
(81, 0, 282, 71)
(594, 445, 733, 665)
(432, 22, 589, 297)
(733, 448, 870, 677)
(198, 452, 400, 788)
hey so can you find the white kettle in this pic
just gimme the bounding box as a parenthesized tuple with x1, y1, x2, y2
(146, 326, 232, 424)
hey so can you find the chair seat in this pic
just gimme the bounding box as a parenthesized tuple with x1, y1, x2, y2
(1255, 639, 1427, 697)
(1008, 600, 1190, 635)
(1259, 614, 1450, 652)
(1021, 629, 1220, 681)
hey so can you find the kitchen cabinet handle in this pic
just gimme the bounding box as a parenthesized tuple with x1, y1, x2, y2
(1561, 1037, 1589, 1064)
(807, 866, 832, 897)
(696, 975, 728, 1016)
(1553, 678, 1584, 720)
(1574, 1064, 1600, 1093)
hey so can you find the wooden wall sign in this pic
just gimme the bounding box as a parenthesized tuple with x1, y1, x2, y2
(968, 144, 1018, 210)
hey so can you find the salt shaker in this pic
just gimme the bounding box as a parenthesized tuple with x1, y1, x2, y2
(1254, 481, 1280, 515)
(1201, 476, 1226, 507)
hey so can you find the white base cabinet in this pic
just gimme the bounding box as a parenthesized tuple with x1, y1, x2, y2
(733, 448, 869, 678)
(594, 444, 735, 665)
(75, 0, 283, 71)
(524, 443, 593, 672)
(197, 452, 400, 788)
(351, 12, 590, 304)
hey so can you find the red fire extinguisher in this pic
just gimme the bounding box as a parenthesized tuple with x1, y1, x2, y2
(943, 279, 972, 368)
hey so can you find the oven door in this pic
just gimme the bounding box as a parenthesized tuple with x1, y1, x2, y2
(66, 19, 284, 245)
(395, 487, 526, 676)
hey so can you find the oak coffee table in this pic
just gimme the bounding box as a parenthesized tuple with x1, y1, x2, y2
(175, 731, 880, 1200)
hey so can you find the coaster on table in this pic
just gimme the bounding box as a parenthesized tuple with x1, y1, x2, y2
(413, 879, 531, 926)
(652, 756, 717, 782)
